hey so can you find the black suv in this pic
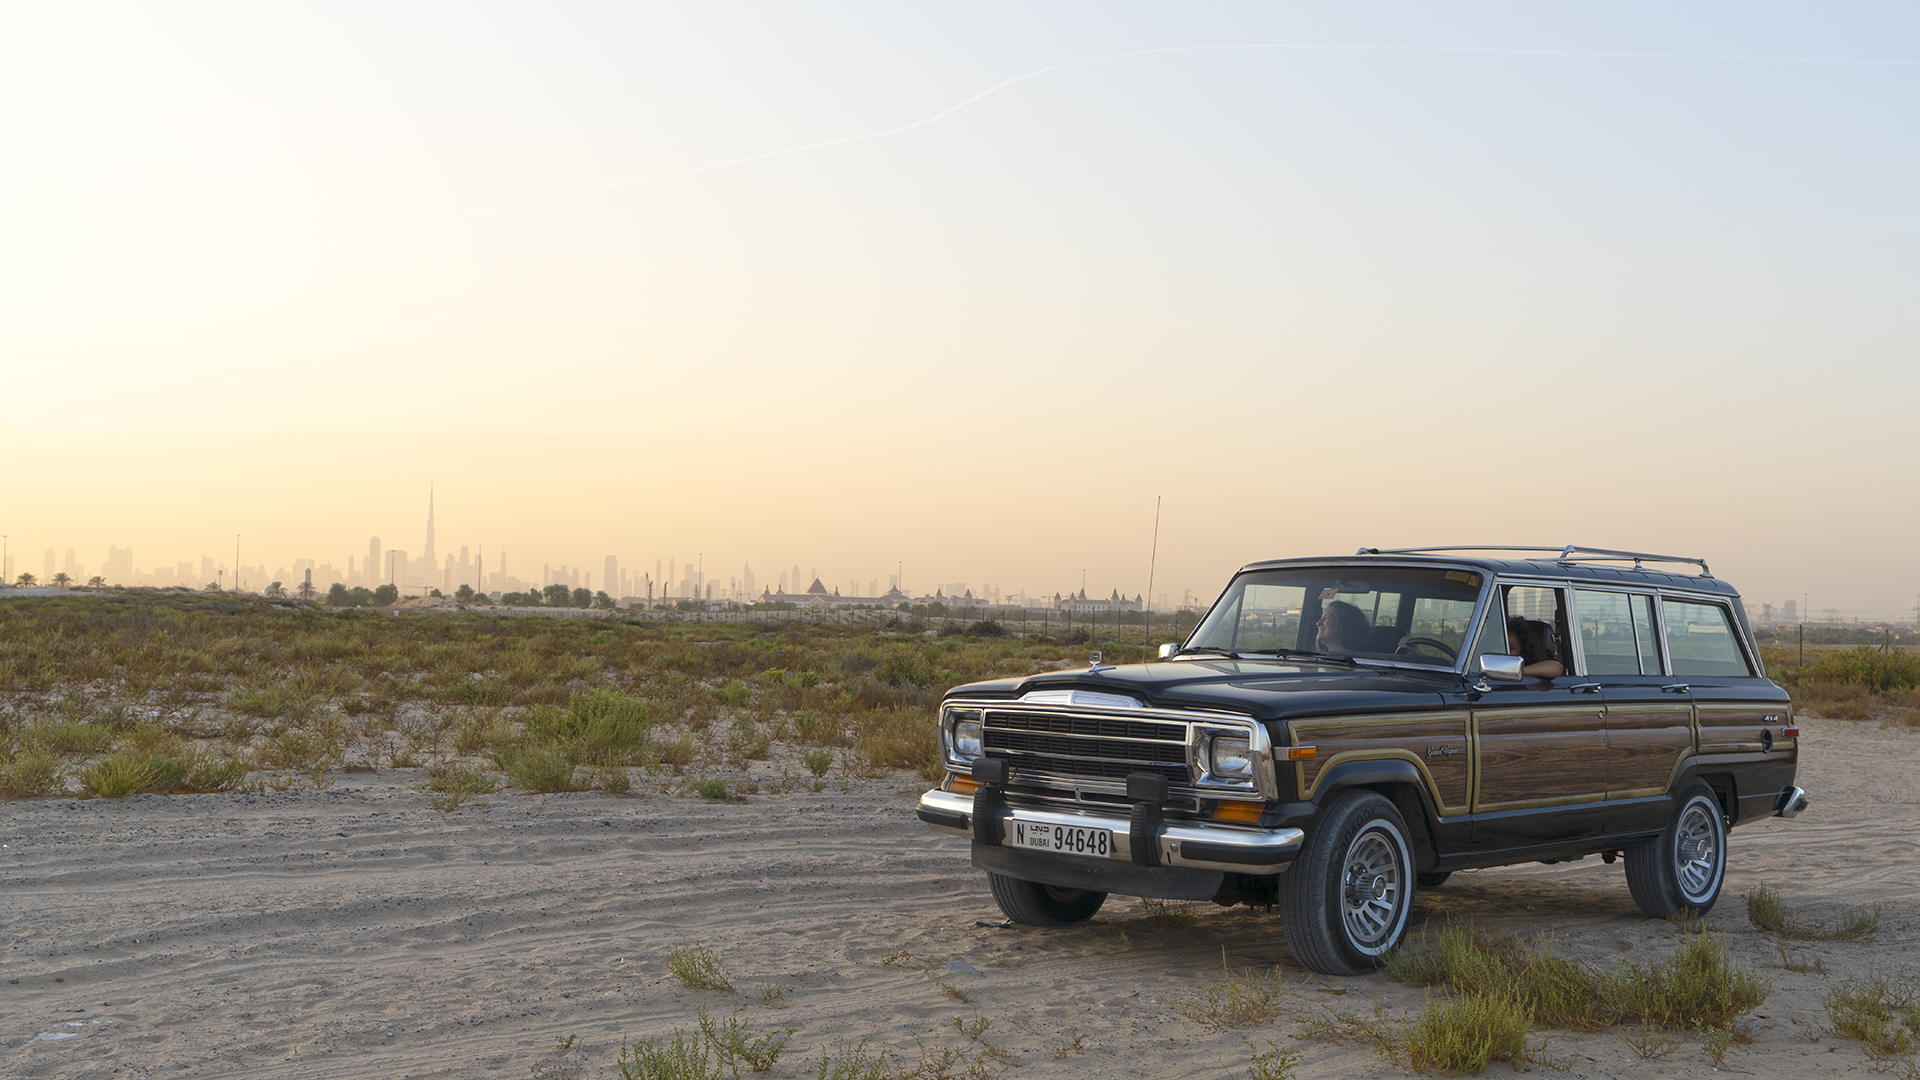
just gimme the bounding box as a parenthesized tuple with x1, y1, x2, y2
(917, 546, 1807, 975)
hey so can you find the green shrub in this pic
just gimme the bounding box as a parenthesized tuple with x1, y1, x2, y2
(23, 721, 115, 756)
(0, 748, 64, 798)
(1404, 991, 1532, 1075)
(1798, 647, 1920, 693)
(1824, 969, 1920, 1065)
(81, 753, 155, 798)
(712, 680, 751, 706)
(802, 749, 833, 778)
(667, 940, 733, 992)
(694, 775, 731, 800)
(493, 745, 583, 793)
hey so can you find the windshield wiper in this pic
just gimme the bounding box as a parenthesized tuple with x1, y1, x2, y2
(1235, 648, 1358, 667)
(1172, 645, 1241, 660)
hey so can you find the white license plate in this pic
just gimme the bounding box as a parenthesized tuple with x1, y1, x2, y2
(1010, 820, 1113, 857)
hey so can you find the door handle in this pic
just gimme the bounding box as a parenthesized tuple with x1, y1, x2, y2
(1570, 683, 1602, 694)
(1661, 684, 1690, 694)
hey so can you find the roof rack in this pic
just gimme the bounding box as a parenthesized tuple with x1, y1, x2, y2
(1355, 545, 1711, 578)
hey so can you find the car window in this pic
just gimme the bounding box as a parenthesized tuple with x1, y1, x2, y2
(1662, 598, 1751, 677)
(1466, 588, 1508, 673)
(1631, 594, 1663, 675)
(1575, 590, 1642, 675)
(1504, 585, 1571, 671)
(1409, 595, 1476, 657)
(1229, 583, 1305, 651)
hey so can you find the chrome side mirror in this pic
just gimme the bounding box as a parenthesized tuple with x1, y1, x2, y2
(1479, 654, 1524, 682)
(1157, 642, 1180, 660)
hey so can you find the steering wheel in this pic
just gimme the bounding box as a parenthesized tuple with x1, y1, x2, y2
(1397, 637, 1458, 661)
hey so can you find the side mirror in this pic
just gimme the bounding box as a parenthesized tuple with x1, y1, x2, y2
(1157, 643, 1180, 660)
(1479, 654, 1524, 682)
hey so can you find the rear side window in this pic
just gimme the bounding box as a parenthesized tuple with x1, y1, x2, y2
(1575, 590, 1642, 675)
(1662, 599, 1752, 677)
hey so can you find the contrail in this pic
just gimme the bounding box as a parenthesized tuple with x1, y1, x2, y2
(343, 41, 1914, 242)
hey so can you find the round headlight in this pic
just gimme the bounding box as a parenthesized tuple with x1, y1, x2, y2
(1209, 735, 1252, 779)
(951, 713, 983, 761)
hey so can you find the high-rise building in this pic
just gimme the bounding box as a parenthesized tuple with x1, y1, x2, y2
(104, 546, 134, 584)
(1783, 600, 1797, 624)
(604, 556, 619, 599)
(367, 537, 382, 587)
(423, 485, 436, 567)
(743, 562, 756, 598)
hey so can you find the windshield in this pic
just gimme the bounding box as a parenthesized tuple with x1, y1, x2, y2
(1187, 565, 1485, 668)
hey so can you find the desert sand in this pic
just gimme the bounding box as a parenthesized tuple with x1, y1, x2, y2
(3, 713, 1914, 1080)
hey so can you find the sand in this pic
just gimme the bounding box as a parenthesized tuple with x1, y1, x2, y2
(3, 713, 1914, 1079)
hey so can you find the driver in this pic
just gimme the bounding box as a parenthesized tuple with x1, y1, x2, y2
(1315, 601, 1372, 653)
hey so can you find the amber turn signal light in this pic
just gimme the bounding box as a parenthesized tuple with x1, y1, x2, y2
(1285, 746, 1317, 760)
(1212, 801, 1264, 823)
(948, 775, 980, 794)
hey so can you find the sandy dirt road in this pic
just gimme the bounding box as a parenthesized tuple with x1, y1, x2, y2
(3, 714, 1915, 1079)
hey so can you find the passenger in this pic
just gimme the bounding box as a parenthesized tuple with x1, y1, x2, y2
(1315, 601, 1372, 653)
(1507, 617, 1565, 678)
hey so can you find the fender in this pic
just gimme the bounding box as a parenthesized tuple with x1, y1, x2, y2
(1309, 757, 1444, 819)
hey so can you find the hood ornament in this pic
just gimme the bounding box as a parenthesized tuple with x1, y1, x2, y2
(1088, 651, 1115, 675)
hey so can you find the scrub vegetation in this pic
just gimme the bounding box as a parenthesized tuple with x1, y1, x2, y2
(1760, 642, 1920, 729)
(0, 590, 1152, 800)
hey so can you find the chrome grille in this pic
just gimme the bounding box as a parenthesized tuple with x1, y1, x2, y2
(982, 708, 1188, 785)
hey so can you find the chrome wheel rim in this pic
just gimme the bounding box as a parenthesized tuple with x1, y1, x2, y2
(1674, 800, 1722, 903)
(1340, 826, 1405, 950)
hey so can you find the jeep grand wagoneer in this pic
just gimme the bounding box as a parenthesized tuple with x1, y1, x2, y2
(917, 546, 1806, 975)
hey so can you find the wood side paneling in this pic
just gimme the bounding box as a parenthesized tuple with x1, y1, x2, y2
(1603, 704, 1692, 797)
(1289, 714, 1470, 812)
(1472, 707, 1609, 811)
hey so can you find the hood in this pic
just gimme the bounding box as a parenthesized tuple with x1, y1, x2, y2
(943, 658, 1454, 721)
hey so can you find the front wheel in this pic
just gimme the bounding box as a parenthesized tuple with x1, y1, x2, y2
(1624, 780, 1728, 919)
(1281, 790, 1417, 975)
(986, 873, 1107, 927)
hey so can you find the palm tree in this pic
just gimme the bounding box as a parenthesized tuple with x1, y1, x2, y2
(264, 581, 286, 598)
(295, 580, 317, 601)
(15, 572, 36, 586)
(52, 572, 73, 587)
(87, 576, 104, 588)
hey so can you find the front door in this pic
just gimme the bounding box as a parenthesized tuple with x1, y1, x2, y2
(1470, 585, 1611, 851)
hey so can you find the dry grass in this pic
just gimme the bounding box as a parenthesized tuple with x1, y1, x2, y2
(1176, 950, 1288, 1030)
(1137, 897, 1198, 928)
(0, 591, 1144, 804)
(1824, 969, 1920, 1069)
(1744, 885, 1882, 941)
(667, 940, 734, 993)
(1386, 924, 1772, 1034)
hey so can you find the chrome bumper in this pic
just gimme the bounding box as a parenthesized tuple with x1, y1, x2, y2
(1776, 785, 1809, 819)
(917, 788, 1304, 875)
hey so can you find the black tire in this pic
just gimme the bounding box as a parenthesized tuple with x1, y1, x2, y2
(1281, 789, 1417, 976)
(986, 872, 1107, 927)
(1624, 780, 1728, 920)
(1416, 871, 1452, 889)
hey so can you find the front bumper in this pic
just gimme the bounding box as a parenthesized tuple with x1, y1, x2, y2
(917, 788, 1304, 875)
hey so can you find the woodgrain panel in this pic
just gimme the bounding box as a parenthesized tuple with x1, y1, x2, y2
(1696, 704, 1784, 750)
(1472, 707, 1609, 811)
(1289, 714, 1470, 813)
(1604, 704, 1693, 797)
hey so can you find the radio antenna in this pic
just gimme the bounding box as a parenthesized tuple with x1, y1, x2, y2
(1144, 496, 1161, 646)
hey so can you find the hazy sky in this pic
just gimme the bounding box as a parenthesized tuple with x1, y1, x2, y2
(4, 3, 1916, 614)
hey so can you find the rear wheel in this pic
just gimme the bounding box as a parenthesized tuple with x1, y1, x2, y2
(986, 873, 1107, 926)
(1281, 790, 1417, 975)
(1624, 780, 1728, 919)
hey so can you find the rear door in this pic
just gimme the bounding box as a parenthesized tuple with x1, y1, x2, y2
(1570, 588, 1693, 834)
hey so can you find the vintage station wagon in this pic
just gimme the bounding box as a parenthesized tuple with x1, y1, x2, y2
(917, 546, 1807, 975)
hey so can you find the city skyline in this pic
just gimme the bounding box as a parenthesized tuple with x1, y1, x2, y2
(4, 483, 1914, 625)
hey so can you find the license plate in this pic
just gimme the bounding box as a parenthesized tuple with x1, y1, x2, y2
(1010, 820, 1113, 857)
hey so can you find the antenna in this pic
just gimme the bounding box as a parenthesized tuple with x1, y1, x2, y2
(1144, 496, 1161, 645)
